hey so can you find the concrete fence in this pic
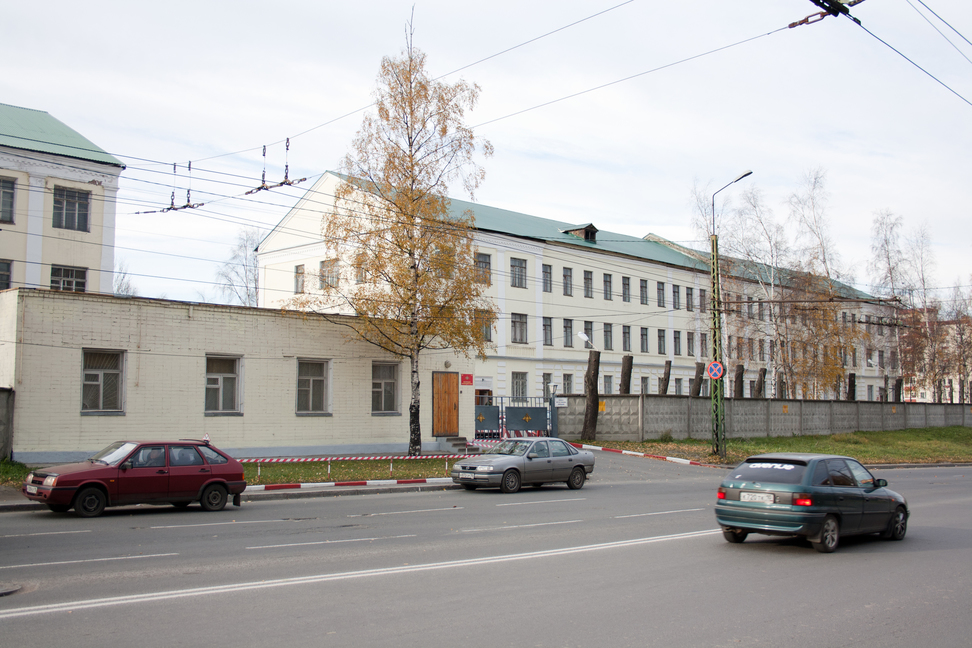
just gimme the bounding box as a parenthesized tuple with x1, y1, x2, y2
(556, 394, 972, 443)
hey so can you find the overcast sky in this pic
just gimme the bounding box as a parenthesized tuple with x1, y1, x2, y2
(4, 0, 970, 304)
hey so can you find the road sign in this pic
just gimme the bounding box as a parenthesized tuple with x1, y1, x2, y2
(706, 361, 724, 381)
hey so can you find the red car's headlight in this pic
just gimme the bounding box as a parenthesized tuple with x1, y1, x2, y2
(43, 475, 58, 487)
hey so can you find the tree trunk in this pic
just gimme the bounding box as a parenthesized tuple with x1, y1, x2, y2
(846, 373, 856, 401)
(734, 364, 745, 399)
(755, 368, 766, 398)
(408, 352, 422, 455)
(658, 361, 671, 395)
(581, 350, 600, 442)
(620, 355, 633, 394)
(690, 362, 704, 397)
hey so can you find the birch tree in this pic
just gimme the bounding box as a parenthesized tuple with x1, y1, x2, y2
(295, 28, 495, 455)
(216, 226, 262, 306)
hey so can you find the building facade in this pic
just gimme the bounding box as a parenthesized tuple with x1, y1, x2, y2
(0, 103, 124, 295)
(257, 172, 899, 405)
(0, 289, 474, 463)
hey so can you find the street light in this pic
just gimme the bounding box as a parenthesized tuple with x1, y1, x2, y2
(576, 331, 599, 351)
(710, 170, 752, 460)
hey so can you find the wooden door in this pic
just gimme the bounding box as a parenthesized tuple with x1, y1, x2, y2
(432, 372, 459, 437)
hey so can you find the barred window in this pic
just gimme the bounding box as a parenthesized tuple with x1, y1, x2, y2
(82, 351, 123, 412)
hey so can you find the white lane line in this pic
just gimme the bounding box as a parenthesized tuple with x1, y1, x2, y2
(495, 498, 586, 507)
(614, 508, 705, 519)
(347, 507, 463, 518)
(461, 520, 582, 533)
(0, 553, 178, 571)
(150, 519, 290, 529)
(1, 530, 92, 538)
(0, 529, 721, 620)
(247, 534, 417, 549)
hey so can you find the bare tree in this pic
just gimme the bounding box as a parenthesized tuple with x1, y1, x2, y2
(216, 226, 262, 306)
(113, 259, 138, 297)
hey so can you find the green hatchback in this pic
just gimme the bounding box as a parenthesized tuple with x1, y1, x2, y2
(715, 453, 909, 553)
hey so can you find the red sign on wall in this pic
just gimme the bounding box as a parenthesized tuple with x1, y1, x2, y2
(461, 374, 474, 385)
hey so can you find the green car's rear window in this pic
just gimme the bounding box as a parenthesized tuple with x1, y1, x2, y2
(729, 461, 807, 485)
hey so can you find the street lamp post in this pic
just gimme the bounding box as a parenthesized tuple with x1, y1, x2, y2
(710, 170, 752, 459)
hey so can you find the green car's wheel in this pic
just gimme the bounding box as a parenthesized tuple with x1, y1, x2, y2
(813, 515, 840, 553)
(882, 507, 907, 541)
(722, 528, 748, 543)
(500, 469, 521, 494)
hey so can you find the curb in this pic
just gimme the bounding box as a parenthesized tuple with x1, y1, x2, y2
(573, 443, 725, 469)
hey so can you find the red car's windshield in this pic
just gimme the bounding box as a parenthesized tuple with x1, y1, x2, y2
(90, 442, 138, 465)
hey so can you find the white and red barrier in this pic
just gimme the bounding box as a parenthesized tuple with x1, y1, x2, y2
(239, 455, 473, 463)
(246, 477, 454, 492)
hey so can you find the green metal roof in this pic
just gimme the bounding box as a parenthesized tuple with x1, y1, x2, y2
(446, 195, 708, 272)
(0, 103, 124, 168)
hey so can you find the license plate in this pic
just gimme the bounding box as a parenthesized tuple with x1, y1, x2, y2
(26, 485, 37, 494)
(459, 472, 474, 480)
(741, 492, 774, 504)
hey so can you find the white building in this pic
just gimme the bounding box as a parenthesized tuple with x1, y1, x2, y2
(0, 289, 474, 463)
(257, 172, 898, 405)
(0, 102, 124, 295)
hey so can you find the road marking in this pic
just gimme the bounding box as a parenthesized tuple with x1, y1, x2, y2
(347, 507, 463, 518)
(0, 530, 720, 619)
(1, 530, 92, 539)
(461, 520, 582, 533)
(0, 553, 178, 571)
(614, 508, 705, 519)
(247, 535, 417, 549)
(150, 519, 290, 529)
(495, 498, 586, 507)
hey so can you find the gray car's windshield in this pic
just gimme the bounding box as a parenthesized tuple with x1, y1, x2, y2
(90, 442, 139, 466)
(491, 440, 532, 456)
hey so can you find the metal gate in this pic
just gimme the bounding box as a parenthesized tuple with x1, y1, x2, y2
(474, 396, 550, 439)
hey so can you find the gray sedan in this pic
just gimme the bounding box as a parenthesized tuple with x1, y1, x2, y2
(451, 438, 595, 493)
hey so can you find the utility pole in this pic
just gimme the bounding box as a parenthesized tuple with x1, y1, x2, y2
(710, 170, 752, 459)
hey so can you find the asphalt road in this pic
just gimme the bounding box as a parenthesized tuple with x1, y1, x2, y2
(1, 453, 969, 647)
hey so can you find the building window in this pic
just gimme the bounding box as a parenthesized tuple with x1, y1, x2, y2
(294, 264, 305, 294)
(478, 310, 492, 342)
(686, 287, 694, 312)
(657, 282, 666, 308)
(542, 264, 552, 292)
(354, 252, 369, 284)
(700, 288, 707, 313)
(622, 277, 631, 302)
(640, 279, 648, 305)
(687, 331, 695, 356)
(701, 333, 708, 357)
(543, 317, 553, 346)
(675, 378, 683, 396)
(372, 363, 398, 413)
(747, 297, 755, 319)
(82, 350, 123, 412)
(510, 258, 527, 288)
(623, 325, 631, 352)
(748, 337, 755, 360)
(320, 259, 339, 289)
(0, 260, 10, 290)
(604, 375, 613, 394)
(563, 267, 573, 296)
(562, 374, 573, 394)
(511, 313, 528, 344)
(878, 349, 885, 369)
(206, 356, 239, 413)
(584, 321, 594, 348)
(297, 360, 329, 413)
(603, 274, 613, 300)
(475, 253, 491, 284)
(758, 300, 765, 321)
(759, 338, 766, 362)
(0, 178, 14, 223)
(852, 347, 858, 368)
(641, 376, 650, 394)
(673, 330, 681, 355)
(868, 384, 874, 401)
(584, 271, 593, 298)
(890, 350, 898, 371)
(603, 323, 613, 351)
(52, 187, 90, 232)
(657, 329, 667, 355)
(51, 266, 86, 292)
(543, 373, 553, 398)
(672, 285, 681, 310)
(512, 372, 528, 399)
(563, 319, 573, 347)
(640, 327, 649, 353)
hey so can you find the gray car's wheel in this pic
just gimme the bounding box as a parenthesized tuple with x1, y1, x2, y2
(199, 484, 228, 511)
(500, 469, 521, 493)
(812, 515, 840, 553)
(74, 487, 107, 518)
(566, 467, 586, 490)
(722, 528, 748, 543)
(47, 504, 71, 513)
(881, 506, 907, 541)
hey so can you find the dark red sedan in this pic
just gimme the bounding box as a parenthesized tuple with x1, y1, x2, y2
(22, 440, 247, 517)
